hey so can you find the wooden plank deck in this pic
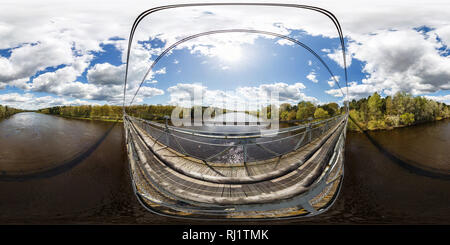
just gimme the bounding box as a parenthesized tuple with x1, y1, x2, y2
(130, 116, 345, 185)
(127, 116, 345, 206)
(125, 115, 347, 218)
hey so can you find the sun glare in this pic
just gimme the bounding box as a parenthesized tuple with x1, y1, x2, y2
(215, 45, 242, 63)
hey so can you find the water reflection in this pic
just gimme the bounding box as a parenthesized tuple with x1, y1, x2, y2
(183, 112, 269, 133)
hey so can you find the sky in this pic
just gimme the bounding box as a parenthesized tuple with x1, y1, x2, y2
(0, 0, 450, 110)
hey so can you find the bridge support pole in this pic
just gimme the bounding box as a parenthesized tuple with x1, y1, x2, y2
(308, 123, 312, 143)
(163, 116, 170, 146)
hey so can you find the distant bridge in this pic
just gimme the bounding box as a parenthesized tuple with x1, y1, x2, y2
(124, 114, 347, 219)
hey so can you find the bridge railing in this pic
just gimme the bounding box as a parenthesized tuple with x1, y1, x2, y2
(127, 114, 345, 164)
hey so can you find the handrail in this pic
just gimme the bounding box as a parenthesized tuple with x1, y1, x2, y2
(127, 113, 345, 164)
(126, 113, 343, 139)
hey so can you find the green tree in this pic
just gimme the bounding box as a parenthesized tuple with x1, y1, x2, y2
(279, 103, 292, 112)
(385, 96, 394, 115)
(400, 112, 415, 125)
(296, 101, 316, 120)
(314, 107, 329, 119)
(348, 109, 363, 131)
(321, 102, 339, 117)
(280, 111, 289, 121)
(368, 92, 383, 119)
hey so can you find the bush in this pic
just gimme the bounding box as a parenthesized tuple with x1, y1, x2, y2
(400, 112, 415, 125)
(348, 109, 364, 131)
(384, 115, 399, 127)
(367, 120, 386, 130)
(314, 107, 329, 119)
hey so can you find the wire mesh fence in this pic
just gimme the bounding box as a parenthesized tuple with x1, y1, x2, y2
(128, 114, 344, 164)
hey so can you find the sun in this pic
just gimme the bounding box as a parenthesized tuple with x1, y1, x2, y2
(215, 44, 242, 63)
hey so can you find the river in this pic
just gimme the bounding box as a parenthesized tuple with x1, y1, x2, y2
(0, 112, 448, 224)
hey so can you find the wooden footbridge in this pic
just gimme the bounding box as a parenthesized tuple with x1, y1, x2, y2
(122, 3, 351, 220)
(124, 114, 347, 219)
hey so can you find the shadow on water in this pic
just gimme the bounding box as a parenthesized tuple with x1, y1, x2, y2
(0, 120, 119, 182)
(348, 115, 450, 181)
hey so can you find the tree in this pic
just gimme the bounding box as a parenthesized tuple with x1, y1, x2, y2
(279, 103, 292, 112)
(400, 112, 415, 125)
(296, 101, 316, 120)
(280, 111, 289, 121)
(314, 107, 329, 119)
(348, 109, 363, 131)
(349, 99, 359, 110)
(385, 96, 394, 115)
(368, 92, 383, 119)
(321, 102, 339, 117)
(287, 110, 297, 121)
(358, 99, 369, 123)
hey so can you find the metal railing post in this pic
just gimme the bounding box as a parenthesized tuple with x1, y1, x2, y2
(164, 116, 169, 129)
(164, 115, 170, 145)
(308, 123, 312, 143)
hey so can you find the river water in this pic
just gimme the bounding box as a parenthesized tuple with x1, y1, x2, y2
(0, 112, 448, 224)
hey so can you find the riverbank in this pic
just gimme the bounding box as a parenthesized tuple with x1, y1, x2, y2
(346, 92, 450, 132)
(36, 105, 123, 123)
(0, 105, 25, 120)
(37, 112, 123, 123)
(348, 115, 450, 132)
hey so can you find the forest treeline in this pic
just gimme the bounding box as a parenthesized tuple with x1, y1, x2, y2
(37, 104, 176, 122)
(37, 101, 343, 124)
(253, 92, 449, 131)
(37, 103, 342, 123)
(0, 105, 23, 119)
(276, 101, 342, 121)
(38, 105, 123, 121)
(347, 92, 450, 131)
(34, 92, 449, 131)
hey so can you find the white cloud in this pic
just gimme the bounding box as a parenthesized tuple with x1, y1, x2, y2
(277, 38, 294, 46)
(326, 82, 379, 100)
(155, 67, 166, 74)
(326, 48, 352, 68)
(25, 55, 164, 106)
(0, 92, 98, 110)
(351, 29, 450, 96)
(327, 75, 340, 87)
(306, 71, 318, 83)
(0, 39, 76, 84)
(424, 94, 450, 104)
(138, 86, 165, 97)
(167, 82, 317, 110)
(31, 67, 84, 93)
(1, 0, 450, 109)
(87, 63, 124, 85)
(0, 93, 33, 103)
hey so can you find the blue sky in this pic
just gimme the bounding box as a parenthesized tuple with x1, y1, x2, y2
(140, 30, 361, 106)
(0, 0, 449, 109)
